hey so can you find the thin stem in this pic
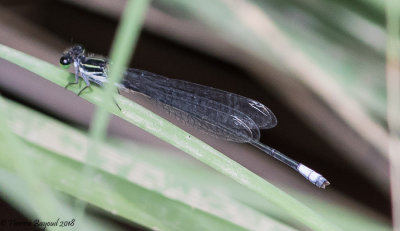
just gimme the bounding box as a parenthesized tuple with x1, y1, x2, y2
(385, 0, 400, 230)
(74, 0, 150, 229)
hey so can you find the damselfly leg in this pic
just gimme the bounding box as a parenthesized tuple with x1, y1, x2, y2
(77, 85, 91, 96)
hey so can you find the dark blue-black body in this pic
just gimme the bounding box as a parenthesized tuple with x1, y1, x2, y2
(59, 44, 330, 188)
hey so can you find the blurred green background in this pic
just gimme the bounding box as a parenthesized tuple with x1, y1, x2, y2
(0, 0, 395, 230)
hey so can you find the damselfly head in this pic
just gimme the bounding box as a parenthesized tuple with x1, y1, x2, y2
(60, 44, 85, 68)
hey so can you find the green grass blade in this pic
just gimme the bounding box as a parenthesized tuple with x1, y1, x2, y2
(0, 170, 129, 231)
(385, 0, 400, 229)
(3, 98, 299, 231)
(88, 0, 150, 145)
(76, 0, 150, 226)
(2, 97, 391, 230)
(0, 97, 110, 231)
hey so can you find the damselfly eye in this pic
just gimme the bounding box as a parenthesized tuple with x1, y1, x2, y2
(59, 56, 72, 68)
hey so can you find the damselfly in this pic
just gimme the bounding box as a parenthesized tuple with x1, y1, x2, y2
(60, 45, 330, 188)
